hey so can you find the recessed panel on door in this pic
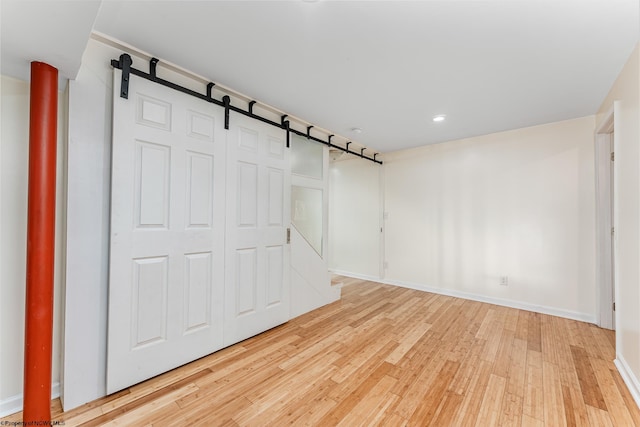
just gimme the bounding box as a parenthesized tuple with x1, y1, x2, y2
(268, 136, 285, 160)
(268, 168, 284, 226)
(236, 248, 257, 316)
(137, 94, 171, 131)
(187, 110, 215, 142)
(266, 245, 284, 306)
(239, 127, 259, 152)
(186, 152, 214, 228)
(131, 256, 168, 349)
(237, 162, 258, 227)
(184, 252, 212, 333)
(135, 141, 171, 229)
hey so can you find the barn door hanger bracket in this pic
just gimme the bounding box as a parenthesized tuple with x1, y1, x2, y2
(281, 115, 290, 148)
(111, 53, 133, 99)
(206, 83, 215, 100)
(149, 57, 159, 78)
(222, 96, 231, 130)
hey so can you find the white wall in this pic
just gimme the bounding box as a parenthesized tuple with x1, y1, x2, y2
(0, 75, 67, 416)
(62, 39, 115, 410)
(382, 116, 597, 321)
(597, 43, 640, 404)
(328, 157, 382, 278)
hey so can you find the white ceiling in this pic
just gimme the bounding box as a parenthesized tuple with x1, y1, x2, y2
(0, 0, 101, 86)
(2, 1, 638, 153)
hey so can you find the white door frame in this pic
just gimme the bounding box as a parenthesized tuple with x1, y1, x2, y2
(594, 104, 617, 330)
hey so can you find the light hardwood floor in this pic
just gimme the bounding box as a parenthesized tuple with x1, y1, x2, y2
(4, 277, 639, 426)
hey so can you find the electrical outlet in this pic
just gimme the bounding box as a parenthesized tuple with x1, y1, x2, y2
(500, 276, 508, 286)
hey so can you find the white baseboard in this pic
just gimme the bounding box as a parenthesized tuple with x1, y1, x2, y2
(330, 271, 595, 324)
(329, 269, 381, 284)
(0, 382, 60, 418)
(615, 356, 640, 409)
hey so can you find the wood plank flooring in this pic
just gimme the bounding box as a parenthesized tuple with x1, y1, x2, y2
(3, 277, 639, 426)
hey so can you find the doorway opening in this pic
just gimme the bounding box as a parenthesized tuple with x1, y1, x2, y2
(595, 105, 616, 331)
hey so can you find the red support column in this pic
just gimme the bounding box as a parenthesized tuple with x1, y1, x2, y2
(23, 61, 58, 424)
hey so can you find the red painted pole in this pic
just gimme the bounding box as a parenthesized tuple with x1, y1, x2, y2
(23, 61, 58, 424)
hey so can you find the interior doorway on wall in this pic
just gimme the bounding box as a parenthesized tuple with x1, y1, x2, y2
(595, 105, 616, 331)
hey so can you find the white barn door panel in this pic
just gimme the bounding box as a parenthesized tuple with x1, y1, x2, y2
(225, 112, 291, 345)
(108, 70, 226, 393)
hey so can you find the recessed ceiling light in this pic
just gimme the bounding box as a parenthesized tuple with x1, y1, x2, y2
(351, 127, 363, 134)
(432, 115, 446, 123)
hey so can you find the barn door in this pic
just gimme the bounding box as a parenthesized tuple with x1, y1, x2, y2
(107, 70, 226, 393)
(224, 112, 291, 345)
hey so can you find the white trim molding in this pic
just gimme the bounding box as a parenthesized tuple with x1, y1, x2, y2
(594, 130, 615, 329)
(615, 356, 640, 408)
(329, 270, 382, 284)
(0, 382, 60, 418)
(332, 271, 596, 324)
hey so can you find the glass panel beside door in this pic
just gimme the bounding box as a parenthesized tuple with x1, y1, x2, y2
(291, 186, 323, 256)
